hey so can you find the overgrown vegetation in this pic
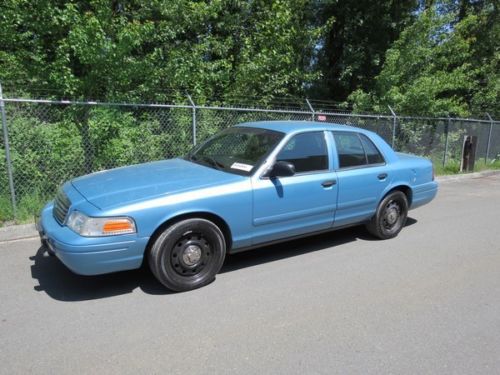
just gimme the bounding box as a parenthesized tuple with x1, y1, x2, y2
(434, 159, 500, 175)
(1, 1, 497, 115)
(0, 105, 314, 224)
(350, 1, 499, 117)
(0, 0, 498, 224)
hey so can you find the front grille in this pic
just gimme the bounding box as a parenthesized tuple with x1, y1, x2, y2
(53, 190, 71, 224)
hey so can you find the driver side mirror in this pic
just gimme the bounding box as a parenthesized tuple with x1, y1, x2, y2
(268, 161, 295, 178)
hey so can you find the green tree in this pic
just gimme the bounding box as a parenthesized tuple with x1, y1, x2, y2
(309, 0, 418, 102)
(0, 0, 325, 102)
(227, 0, 325, 101)
(350, 0, 499, 116)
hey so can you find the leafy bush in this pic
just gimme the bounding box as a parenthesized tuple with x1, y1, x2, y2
(0, 105, 200, 223)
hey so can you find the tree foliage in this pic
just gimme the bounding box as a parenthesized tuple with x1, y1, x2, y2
(350, 0, 499, 116)
(310, 0, 418, 102)
(0, 0, 324, 102)
(1, 1, 498, 224)
(1, 0, 496, 116)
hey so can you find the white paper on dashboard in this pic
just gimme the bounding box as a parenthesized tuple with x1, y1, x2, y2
(230, 162, 253, 172)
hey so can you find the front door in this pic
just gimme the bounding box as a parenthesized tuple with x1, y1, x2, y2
(251, 131, 338, 244)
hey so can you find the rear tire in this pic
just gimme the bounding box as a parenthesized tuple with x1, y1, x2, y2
(366, 191, 408, 240)
(148, 218, 226, 292)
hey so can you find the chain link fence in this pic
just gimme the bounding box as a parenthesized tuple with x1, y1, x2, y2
(1, 88, 499, 222)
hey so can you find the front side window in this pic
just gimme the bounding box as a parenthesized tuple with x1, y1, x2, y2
(276, 132, 328, 173)
(334, 132, 385, 169)
(187, 127, 284, 175)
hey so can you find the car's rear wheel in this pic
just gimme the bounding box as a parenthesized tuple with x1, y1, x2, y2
(148, 218, 226, 292)
(366, 191, 408, 240)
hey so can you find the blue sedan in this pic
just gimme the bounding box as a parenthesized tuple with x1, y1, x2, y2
(38, 121, 438, 291)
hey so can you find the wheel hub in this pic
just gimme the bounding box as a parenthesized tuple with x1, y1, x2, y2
(386, 208, 398, 225)
(170, 233, 211, 276)
(182, 245, 202, 266)
(383, 201, 401, 228)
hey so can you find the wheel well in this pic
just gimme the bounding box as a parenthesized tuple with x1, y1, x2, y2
(386, 185, 413, 206)
(144, 212, 233, 261)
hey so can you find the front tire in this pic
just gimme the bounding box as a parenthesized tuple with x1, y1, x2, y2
(366, 191, 408, 240)
(148, 218, 226, 292)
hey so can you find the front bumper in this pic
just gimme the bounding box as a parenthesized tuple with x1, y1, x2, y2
(37, 202, 149, 275)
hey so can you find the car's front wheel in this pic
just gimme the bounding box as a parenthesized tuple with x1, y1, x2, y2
(366, 191, 408, 240)
(148, 218, 226, 292)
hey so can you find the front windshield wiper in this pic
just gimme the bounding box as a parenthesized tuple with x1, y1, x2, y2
(191, 154, 225, 170)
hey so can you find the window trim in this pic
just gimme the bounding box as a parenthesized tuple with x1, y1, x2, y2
(358, 133, 386, 166)
(332, 131, 386, 171)
(260, 130, 331, 179)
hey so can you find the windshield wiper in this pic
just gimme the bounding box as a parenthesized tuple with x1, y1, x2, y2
(191, 154, 225, 170)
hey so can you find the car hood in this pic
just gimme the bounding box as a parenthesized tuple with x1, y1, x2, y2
(71, 158, 243, 210)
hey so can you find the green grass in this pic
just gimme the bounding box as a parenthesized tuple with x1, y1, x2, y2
(472, 159, 500, 172)
(434, 158, 500, 175)
(0, 195, 14, 224)
(434, 160, 461, 175)
(1, 192, 50, 226)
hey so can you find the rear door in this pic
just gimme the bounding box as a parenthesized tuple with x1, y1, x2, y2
(332, 131, 390, 227)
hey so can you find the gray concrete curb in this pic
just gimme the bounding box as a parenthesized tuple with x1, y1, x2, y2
(1, 169, 499, 243)
(0, 223, 37, 242)
(436, 169, 500, 182)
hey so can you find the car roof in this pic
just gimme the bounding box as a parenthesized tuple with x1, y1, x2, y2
(236, 120, 364, 134)
(235, 120, 397, 163)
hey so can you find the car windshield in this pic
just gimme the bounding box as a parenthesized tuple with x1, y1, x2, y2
(186, 127, 284, 175)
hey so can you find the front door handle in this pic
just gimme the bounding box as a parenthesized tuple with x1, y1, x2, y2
(321, 180, 336, 188)
(378, 173, 388, 180)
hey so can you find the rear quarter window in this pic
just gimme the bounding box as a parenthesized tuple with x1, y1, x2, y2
(359, 134, 385, 164)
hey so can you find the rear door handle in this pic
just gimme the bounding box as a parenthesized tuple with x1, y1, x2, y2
(321, 180, 336, 188)
(378, 173, 388, 180)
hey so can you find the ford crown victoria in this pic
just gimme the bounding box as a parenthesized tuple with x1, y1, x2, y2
(37, 121, 438, 291)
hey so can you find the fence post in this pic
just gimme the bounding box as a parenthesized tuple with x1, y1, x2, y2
(0, 82, 17, 218)
(443, 117, 450, 168)
(187, 94, 196, 146)
(305, 99, 315, 121)
(485, 113, 493, 164)
(388, 105, 397, 149)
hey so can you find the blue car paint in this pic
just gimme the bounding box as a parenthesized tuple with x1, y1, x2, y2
(252, 169, 338, 244)
(38, 121, 438, 275)
(71, 158, 244, 210)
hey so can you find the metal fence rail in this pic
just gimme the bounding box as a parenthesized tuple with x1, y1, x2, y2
(1, 83, 499, 222)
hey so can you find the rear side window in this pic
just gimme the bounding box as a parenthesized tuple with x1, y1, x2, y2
(334, 132, 385, 169)
(334, 133, 366, 168)
(359, 134, 385, 164)
(277, 132, 328, 173)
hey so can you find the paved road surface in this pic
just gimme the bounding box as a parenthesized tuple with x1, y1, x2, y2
(1, 175, 500, 374)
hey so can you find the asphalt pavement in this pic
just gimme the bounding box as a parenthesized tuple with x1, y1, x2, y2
(1, 174, 500, 374)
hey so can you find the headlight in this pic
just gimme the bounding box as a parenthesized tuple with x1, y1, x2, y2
(66, 211, 136, 237)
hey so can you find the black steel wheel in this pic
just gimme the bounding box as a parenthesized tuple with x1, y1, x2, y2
(366, 191, 408, 240)
(148, 218, 226, 292)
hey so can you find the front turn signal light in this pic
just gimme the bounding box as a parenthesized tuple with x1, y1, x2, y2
(66, 211, 136, 237)
(102, 219, 136, 235)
